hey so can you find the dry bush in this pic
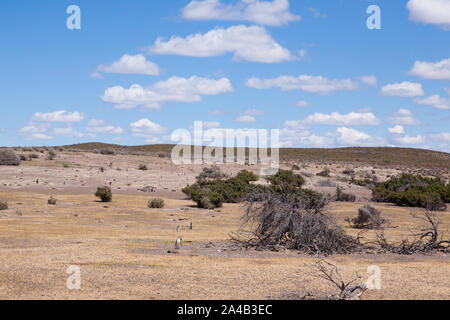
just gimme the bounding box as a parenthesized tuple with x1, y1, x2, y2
(232, 188, 361, 255)
(376, 210, 449, 254)
(100, 149, 115, 155)
(342, 169, 355, 175)
(95, 186, 112, 202)
(317, 179, 337, 188)
(0, 150, 21, 166)
(148, 198, 165, 209)
(335, 187, 356, 202)
(138, 164, 148, 171)
(345, 205, 388, 229)
(47, 150, 57, 160)
(47, 196, 57, 205)
(317, 168, 331, 177)
(306, 260, 367, 300)
(0, 201, 8, 211)
(196, 165, 228, 184)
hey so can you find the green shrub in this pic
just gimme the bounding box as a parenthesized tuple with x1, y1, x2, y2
(95, 186, 112, 202)
(207, 192, 223, 208)
(266, 170, 305, 194)
(0, 201, 8, 211)
(372, 174, 448, 210)
(148, 198, 165, 208)
(183, 169, 259, 208)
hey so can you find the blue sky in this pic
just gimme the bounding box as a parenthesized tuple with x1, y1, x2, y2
(0, 0, 449, 150)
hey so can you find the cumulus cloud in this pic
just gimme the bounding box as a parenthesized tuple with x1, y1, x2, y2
(391, 134, 425, 145)
(388, 125, 405, 134)
(87, 120, 124, 135)
(358, 75, 378, 87)
(31, 110, 84, 123)
(409, 58, 450, 80)
(236, 115, 257, 123)
(335, 127, 380, 146)
(148, 25, 294, 63)
(130, 118, 167, 142)
(181, 0, 300, 26)
(95, 54, 160, 76)
(19, 124, 52, 140)
(415, 94, 450, 110)
(53, 127, 84, 138)
(286, 111, 380, 127)
(246, 75, 359, 94)
(102, 76, 233, 109)
(280, 128, 333, 148)
(235, 109, 264, 123)
(381, 81, 425, 97)
(388, 109, 420, 126)
(407, 0, 450, 30)
(295, 100, 309, 107)
(428, 132, 450, 143)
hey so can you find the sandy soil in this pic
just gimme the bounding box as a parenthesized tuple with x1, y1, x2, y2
(0, 151, 448, 300)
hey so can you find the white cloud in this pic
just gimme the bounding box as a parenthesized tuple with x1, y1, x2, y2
(87, 119, 124, 135)
(130, 119, 167, 140)
(31, 110, 84, 123)
(391, 134, 425, 145)
(236, 115, 257, 123)
(31, 133, 52, 140)
(415, 94, 450, 110)
(409, 58, 450, 80)
(388, 125, 405, 134)
(381, 81, 425, 97)
(336, 127, 375, 145)
(358, 75, 378, 87)
(298, 49, 307, 59)
(203, 121, 221, 129)
(243, 109, 264, 116)
(280, 128, 333, 148)
(87, 119, 106, 127)
(295, 100, 308, 107)
(246, 75, 359, 94)
(428, 132, 450, 143)
(407, 0, 450, 30)
(388, 109, 420, 125)
(20, 124, 52, 140)
(87, 126, 123, 135)
(102, 76, 233, 109)
(53, 127, 84, 138)
(309, 7, 327, 19)
(148, 25, 294, 63)
(181, 0, 300, 26)
(96, 54, 160, 76)
(286, 111, 380, 127)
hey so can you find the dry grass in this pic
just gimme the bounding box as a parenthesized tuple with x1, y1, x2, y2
(0, 191, 448, 300)
(59, 143, 450, 169)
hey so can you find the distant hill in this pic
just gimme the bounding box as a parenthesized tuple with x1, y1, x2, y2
(62, 143, 450, 169)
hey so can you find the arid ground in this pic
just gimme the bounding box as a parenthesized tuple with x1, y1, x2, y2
(0, 145, 449, 300)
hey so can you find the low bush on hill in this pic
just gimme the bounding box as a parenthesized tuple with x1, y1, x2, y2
(372, 174, 449, 211)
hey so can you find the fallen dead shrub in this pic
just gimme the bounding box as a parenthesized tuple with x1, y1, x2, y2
(376, 210, 449, 254)
(232, 188, 362, 255)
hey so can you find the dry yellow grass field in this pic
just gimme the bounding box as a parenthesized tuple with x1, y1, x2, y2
(0, 190, 448, 300)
